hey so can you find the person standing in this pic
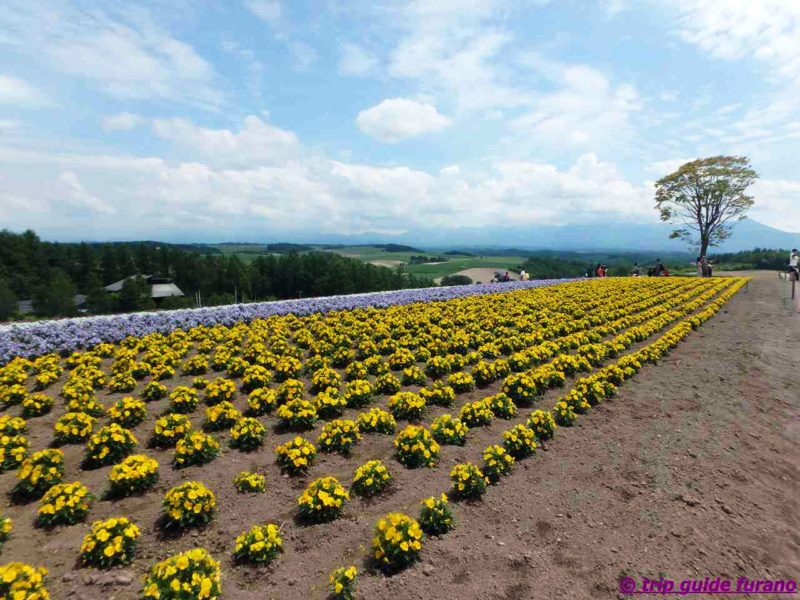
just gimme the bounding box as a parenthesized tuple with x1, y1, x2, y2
(696, 257, 703, 277)
(790, 249, 800, 281)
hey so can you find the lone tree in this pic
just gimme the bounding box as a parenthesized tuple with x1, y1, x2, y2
(654, 156, 758, 259)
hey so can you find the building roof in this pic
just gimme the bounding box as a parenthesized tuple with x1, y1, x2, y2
(151, 283, 184, 298)
(104, 275, 150, 293)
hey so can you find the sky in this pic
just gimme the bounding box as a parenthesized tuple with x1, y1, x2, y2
(0, 0, 799, 242)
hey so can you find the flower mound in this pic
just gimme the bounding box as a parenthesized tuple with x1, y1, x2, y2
(234, 471, 265, 493)
(314, 388, 347, 419)
(151, 414, 191, 448)
(527, 409, 557, 440)
(53, 412, 95, 444)
(84, 424, 138, 468)
(229, 417, 266, 451)
(0, 563, 49, 600)
(14, 448, 64, 499)
(502, 424, 538, 459)
(486, 392, 517, 419)
(173, 432, 220, 469)
(458, 399, 494, 427)
(450, 463, 488, 500)
(203, 401, 240, 431)
(36, 481, 93, 527)
(351, 460, 391, 497)
(277, 398, 317, 431)
(162, 481, 216, 529)
(204, 378, 237, 406)
(317, 420, 361, 455)
(330, 565, 357, 600)
(141, 381, 168, 402)
(447, 371, 476, 393)
(108, 397, 147, 428)
(22, 393, 53, 418)
(169, 386, 199, 414)
(234, 524, 283, 565)
(275, 436, 316, 475)
(372, 513, 422, 572)
(388, 391, 426, 421)
(80, 516, 140, 568)
(482, 444, 515, 484)
(141, 547, 221, 600)
(297, 476, 349, 523)
(419, 493, 454, 536)
(343, 379, 372, 408)
(553, 400, 577, 426)
(394, 425, 439, 468)
(356, 408, 396, 435)
(430, 414, 469, 446)
(108, 455, 159, 497)
(247, 388, 277, 416)
(0, 515, 12, 550)
(419, 382, 455, 407)
(0, 434, 28, 471)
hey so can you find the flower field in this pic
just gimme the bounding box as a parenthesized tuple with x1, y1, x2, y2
(0, 276, 748, 599)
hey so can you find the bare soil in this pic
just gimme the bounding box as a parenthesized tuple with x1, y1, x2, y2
(434, 267, 519, 285)
(1, 272, 796, 600)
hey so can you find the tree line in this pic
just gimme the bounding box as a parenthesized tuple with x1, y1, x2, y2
(0, 230, 432, 320)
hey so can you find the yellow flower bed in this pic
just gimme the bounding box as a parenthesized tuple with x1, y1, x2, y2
(108, 396, 147, 427)
(0, 416, 27, 437)
(84, 423, 138, 468)
(418, 381, 455, 406)
(297, 476, 349, 523)
(351, 459, 391, 497)
(229, 417, 266, 451)
(141, 381, 168, 402)
(173, 432, 220, 469)
(502, 424, 538, 459)
(430, 414, 468, 446)
(371, 512, 422, 572)
(458, 399, 493, 428)
(419, 493, 453, 535)
(79, 516, 140, 567)
(203, 401, 240, 431)
(36, 481, 93, 527)
(482, 444, 515, 484)
(486, 392, 517, 419)
(277, 398, 317, 431)
(527, 409, 557, 440)
(343, 379, 373, 408)
(234, 471, 266, 493)
(0, 434, 28, 471)
(0, 515, 11, 550)
(317, 419, 361, 455)
(233, 524, 283, 565)
(53, 412, 95, 444)
(329, 565, 357, 600)
(141, 547, 221, 600)
(21, 393, 53, 418)
(247, 388, 278, 416)
(161, 481, 216, 529)
(355, 408, 396, 435)
(275, 436, 316, 475)
(13, 448, 64, 499)
(204, 378, 237, 406)
(450, 462, 488, 500)
(151, 414, 191, 448)
(168, 386, 199, 413)
(0, 563, 49, 600)
(108, 454, 159, 497)
(394, 425, 439, 468)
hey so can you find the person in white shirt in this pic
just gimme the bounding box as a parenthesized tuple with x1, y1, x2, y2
(790, 249, 799, 281)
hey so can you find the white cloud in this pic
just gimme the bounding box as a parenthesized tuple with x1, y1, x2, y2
(151, 115, 301, 166)
(646, 158, 696, 174)
(750, 179, 800, 232)
(0, 75, 48, 106)
(356, 98, 453, 143)
(0, 0, 221, 107)
(58, 171, 116, 215)
(339, 43, 378, 76)
(288, 41, 317, 70)
(101, 112, 146, 131)
(243, 0, 281, 22)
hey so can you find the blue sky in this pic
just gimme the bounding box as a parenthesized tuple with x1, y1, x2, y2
(0, 0, 798, 242)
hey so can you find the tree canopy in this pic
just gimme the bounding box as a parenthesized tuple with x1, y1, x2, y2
(654, 156, 758, 257)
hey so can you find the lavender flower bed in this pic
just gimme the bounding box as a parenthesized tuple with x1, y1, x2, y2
(0, 279, 574, 364)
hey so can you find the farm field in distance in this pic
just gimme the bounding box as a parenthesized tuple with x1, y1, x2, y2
(1, 274, 793, 600)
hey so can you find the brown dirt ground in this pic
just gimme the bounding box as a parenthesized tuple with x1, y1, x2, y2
(1, 272, 797, 600)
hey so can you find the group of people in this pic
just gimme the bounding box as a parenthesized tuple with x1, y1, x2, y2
(695, 256, 715, 277)
(587, 260, 670, 278)
(790, 249, 799, 281)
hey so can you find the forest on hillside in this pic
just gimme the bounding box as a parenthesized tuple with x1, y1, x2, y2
(0, 230, 431, 320)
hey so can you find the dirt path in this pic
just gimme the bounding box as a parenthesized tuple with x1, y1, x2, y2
(360, 271, 800, 599)
(434, 268, 519, 285)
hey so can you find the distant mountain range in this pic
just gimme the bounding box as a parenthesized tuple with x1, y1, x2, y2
(285, 219, 800, 253)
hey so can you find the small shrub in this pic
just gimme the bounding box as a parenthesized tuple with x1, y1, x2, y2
(277, 398, 317, 431)
(13, 449, 64, 499)
(374, 373, 402, 395)
(330, 565, 358, 600)
(419, 493, 454, 535)
(108, 455, 159, 497)
(54, 412, 95, 444)
(482, 444, 515, 484)
(108, 397, 147, 428)
(203, 401, 240, 431)
(276, 378, 305, 403)
(450, 463, 487, 500)
(388, 391, 426, 421)
(419, 382, 455, 407)
(36, 481, 93, 527)
(229, 417, 266, 451)
(66, 396, 105, 417)
(169, 386, 199, 413)
(0, 435, 28, 471)
(182, 354, 209, 375)
(502, 424, 538, 459)
(317, 420, 361, 455)
(84, 424, 138, 468)
(527, 409, 557, 440)
(351, 460, 391, 497)
(425, 355, 451, 378)
(502, 372, 539, 406)
(344, 361, 367, 381)
(241, 365, 272, 391)
(275, 436, 316, 475)
(343, 379, 373, 408)
(388, 348, 415, 370)
(297, 476, 349, 523)
(204, 378, 237, 406)
(356, 408, 396, 435)
(394, 425, 439, 468)
(0, 515, 11, 550)
(486, 393, 517, 419)
(274, 356, 302, 381)
(552, 400, 577, 426)
(234, 471, 266, 493)
(233, 524, 283, 565)
(161, 481, 216, 529)
(0, 563, 49, 599)
(371, 513, 422, 572)
(447, 371, 475, 393)
(108, 373, 136, 393)
(311, 367, 342, 392)
(314, 388, 347, 419)
(173, 432, 220, 469)
(140, 381, 168, 402)
(430, 414, 468, 446)
(247, 388, 278, 416)
(21, 393, 53, 418)
(79, 516, 140, 567)
(364, 356, 388, 376)
(141, 547, 221, 600)
(151, 414, 191, 448)
(401, 366, 426, 386)
(458, 399, 493, 428)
